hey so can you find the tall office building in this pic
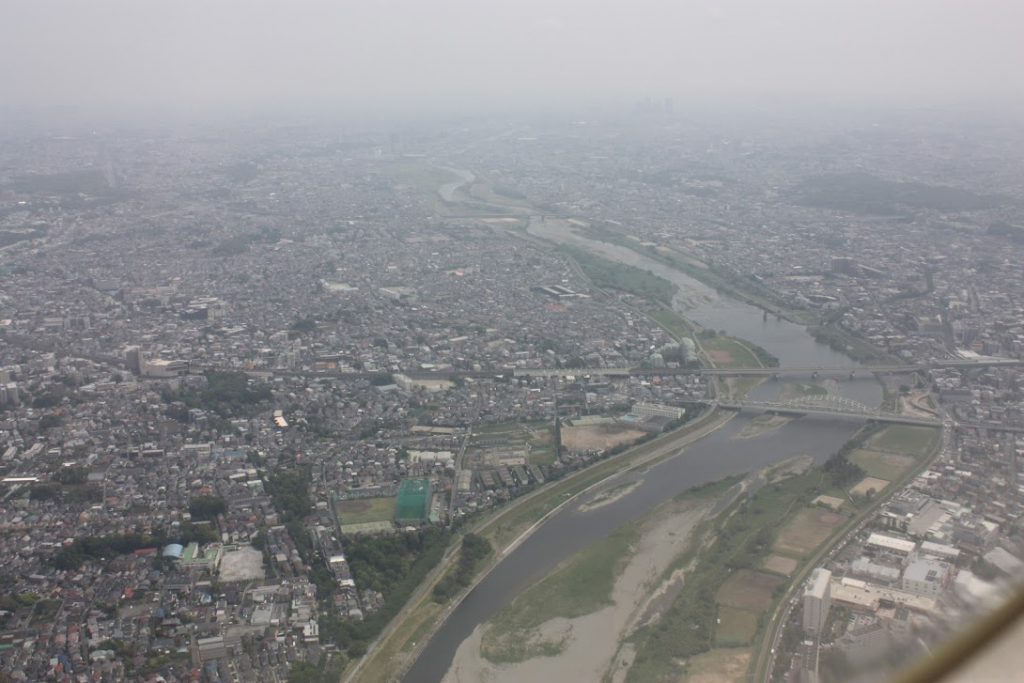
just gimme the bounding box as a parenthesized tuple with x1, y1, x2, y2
(125, 346, 144, 376)
(803, 568, 832, 635)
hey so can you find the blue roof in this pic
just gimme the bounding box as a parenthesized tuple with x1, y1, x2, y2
(162, 543, 184, 558)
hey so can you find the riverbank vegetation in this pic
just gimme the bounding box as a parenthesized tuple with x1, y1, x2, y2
(320, 529, 450, 658)
(432, 533, 492, 603)
(625, 468, 835, 682)
(579, 222, 812, 324)
(561, 245, 676, 305)
(348, 411, 733, 682)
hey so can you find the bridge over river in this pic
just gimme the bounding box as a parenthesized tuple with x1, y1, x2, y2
(679, 394, 943, 427)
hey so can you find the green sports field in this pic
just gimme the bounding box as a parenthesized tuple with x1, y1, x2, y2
(395, 478, 431, 522)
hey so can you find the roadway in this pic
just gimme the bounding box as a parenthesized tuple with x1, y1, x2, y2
(205, 357, 1022, 383)
(708, 399, 944, 427)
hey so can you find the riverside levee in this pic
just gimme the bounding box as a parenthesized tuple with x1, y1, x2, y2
(403, 224, 884, 682)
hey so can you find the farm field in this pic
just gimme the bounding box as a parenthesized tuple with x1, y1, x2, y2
(762, 554, 799, 576)
(680, 648, 752, 683)
(866, 425, 939, 456)
(715, 606, 760, 646)
(716, 570, 785, 611)
(848, 448, 915, 482)
(772, 507, 845, 558)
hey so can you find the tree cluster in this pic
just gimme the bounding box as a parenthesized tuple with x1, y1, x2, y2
(432, 533, 492, 602)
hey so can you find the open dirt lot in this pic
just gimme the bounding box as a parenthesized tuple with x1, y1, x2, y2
(716, 570, 784, 611)
(562, 424, 646, 452)
(762, 554, 799, 576)
(219, 546, 266, 582)
(850, 476, 891, 497)
(682, 648, 752, 683)
(706, 349, 734, 365)
(773, 507, 845, 557)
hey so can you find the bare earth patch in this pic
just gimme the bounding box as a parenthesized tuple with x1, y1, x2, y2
(682, 648, 752, 683)
(762, 554, 799, 577)
(578, 480, 643, 513)
(850, 476, 890, 497)
(562, 424, 646, 452)
(773, 507, 845, 557)
(716, 570, 784, 611)
(812, 494, 845, 511)
(706, 349, 734, 365)
(735, 415, 790, 440)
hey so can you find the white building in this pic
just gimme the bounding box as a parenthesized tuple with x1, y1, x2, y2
(803, 567, 832, 635)
(866, 532, 916, 555)
(631, 402, 684, 420)
(902, 558, 952, 597)
(851, 557, 901, 583)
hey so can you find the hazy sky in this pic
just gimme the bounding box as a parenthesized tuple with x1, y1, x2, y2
(3, 0, 1023, 117)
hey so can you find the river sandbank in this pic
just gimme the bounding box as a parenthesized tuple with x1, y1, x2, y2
(442, 496, 711, 683)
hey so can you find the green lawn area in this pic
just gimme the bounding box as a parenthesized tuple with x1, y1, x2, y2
(529, 445, 557, 466)
(715, 606, 761, 646)
(650, 308, 695, 341)
(848, 449, 915, 482)
(337, 496, 397, 525)
(701, 335, 761, 368)
(474, 421, 523, 436)
(866, 425, 939, 456)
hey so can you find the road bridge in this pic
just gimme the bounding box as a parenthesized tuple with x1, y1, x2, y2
(678, 394, 943, 427)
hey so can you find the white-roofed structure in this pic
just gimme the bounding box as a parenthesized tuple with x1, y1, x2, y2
(803, 568, 832, 635)
(920, 540, 960, 561)
(866, 532, 916, 555)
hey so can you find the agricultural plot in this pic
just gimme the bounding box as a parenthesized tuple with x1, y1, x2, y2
(762, 554, 799, 577)
(772, 507, 845, 558)
(716, 570, 784, 611)
(714, 606, 760, 646)
(866, 425, 939, 456)
(848, 448, 915, 482)
(679, 648, 752, 683)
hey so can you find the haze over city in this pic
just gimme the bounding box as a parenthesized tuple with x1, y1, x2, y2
(3, 3, 1024, 683)
(3, 0, 1024, 120)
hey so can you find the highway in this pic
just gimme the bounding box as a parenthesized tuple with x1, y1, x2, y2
(695, 398, 944, 427)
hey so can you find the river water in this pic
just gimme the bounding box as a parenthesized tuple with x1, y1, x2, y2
(403, 221, 883, 682)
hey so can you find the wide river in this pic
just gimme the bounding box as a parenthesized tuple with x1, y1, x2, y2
(404, 221, 883, 682)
